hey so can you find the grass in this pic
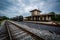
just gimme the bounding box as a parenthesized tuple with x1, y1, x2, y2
(0, 20, 3, 26)
(0, 22, 1, 26)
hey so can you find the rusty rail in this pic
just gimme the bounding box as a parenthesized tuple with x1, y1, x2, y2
(5, 21, 13, 40)
(7, 21, 45, 40)
(8, 20, 53, 40)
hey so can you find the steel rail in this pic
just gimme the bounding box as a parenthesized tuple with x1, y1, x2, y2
(7, 21, 44, 40)
(5, 21, 13, 40)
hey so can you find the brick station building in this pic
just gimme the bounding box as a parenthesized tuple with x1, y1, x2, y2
(25, 9, 54, 21)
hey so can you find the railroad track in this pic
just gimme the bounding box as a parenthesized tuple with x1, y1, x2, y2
(4, 21, 44, 40)
(0, 20, 60, 40)
(0, 21, 10, 40)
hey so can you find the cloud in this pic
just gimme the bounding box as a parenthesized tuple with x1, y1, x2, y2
(0, 0, 60, 18)
(24, 5, 38, 13)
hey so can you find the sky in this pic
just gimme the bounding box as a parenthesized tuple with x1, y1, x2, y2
(0, 0, 60, 18)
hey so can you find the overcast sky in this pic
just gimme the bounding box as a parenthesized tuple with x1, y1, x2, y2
(0, 0, 60, 18)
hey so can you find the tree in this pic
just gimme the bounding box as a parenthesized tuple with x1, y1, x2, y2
(55, 14, 60, 21)
(48, 12, 56, 21)
(48, 12, 55, 15)
(0, 16, 9, 21)
(48, 12, 60, 21)
(2, 16, 9, 20)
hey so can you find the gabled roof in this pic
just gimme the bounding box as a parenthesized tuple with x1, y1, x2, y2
(32, 14, 54, 16)
(30, 9, 41, 12)
(25, 14, 54, 18)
